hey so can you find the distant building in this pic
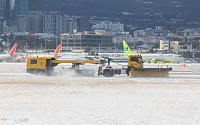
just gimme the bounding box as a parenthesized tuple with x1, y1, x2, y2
(27, 11, 43, 33)
(15, 0, 28, 31)
(34, 33, 55, 39)
(77, 17, 91, 32)
(0, 0, 5, 20)
(112, 32, 134, 48)
(0, 0, 15, 32)
(179, 43, 193, 52)
(166, 30, 200, 50)
(0, 21, 3, 33)
(64, 19, 77, 34)
(15, 0, 28, 16)
(16, 15, 27, 32)
(28, 0, 41, 11)
(92, 21, 124, 32)
(134, 28, 169, 37)
(4, 0, 15, 21)
(43, 11, 64, 35)
(15, 0, 42, 32)
(15, 0, 41, 16)
(169, 41, 179, 54)
(160, 40, 192, 54)
(12, 31, 29, 36)
(155, 26, 166, 31)
(61, 30, 113, 51)
(160, 40, 172, 51)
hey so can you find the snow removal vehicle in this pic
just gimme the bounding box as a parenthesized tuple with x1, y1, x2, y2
(98, 54, 172, 77)
(26, 55, 172, 77)
(26, 57, 104, 75)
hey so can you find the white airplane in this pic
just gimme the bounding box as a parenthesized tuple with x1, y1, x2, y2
(14, 44, 63, 62)
(0, 43, 17, 61)
(14, 53, 30, 62)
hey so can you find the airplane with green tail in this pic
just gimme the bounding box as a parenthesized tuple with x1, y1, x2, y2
(122, 40, 184, 63)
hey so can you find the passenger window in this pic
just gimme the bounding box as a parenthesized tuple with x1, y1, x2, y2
(30, 60, 37, 64)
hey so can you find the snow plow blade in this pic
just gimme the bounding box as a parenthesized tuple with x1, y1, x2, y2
(130, 68, 172, 77)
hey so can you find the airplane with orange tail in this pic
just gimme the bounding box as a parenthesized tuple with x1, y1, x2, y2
(15, 44, 62, 62)
(0, 43, 17, 61)
(50, 44, 62, 56)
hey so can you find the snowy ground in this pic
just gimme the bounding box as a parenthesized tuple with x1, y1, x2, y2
(0, 63, 200, 125)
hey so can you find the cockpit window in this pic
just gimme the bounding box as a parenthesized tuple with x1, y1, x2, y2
(130, 57, 139, 62)
(30, 60, 37, 64)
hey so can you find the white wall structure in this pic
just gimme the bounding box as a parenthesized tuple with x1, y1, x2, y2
(93, 21, 124, 32)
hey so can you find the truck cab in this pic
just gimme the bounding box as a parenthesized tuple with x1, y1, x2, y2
(26, 57, 58, 74)
(128, 55, 143, 68)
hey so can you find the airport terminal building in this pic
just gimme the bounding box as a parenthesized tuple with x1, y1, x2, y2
(61, 30, 113, 51)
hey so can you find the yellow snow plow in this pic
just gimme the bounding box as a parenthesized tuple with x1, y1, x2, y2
(26, 57, 104, 75)
(98, 55, 172, 77)
(128, 55, 171, 77)
(26, 55, 172, 77)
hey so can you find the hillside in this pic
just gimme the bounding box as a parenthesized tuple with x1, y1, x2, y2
(42, 0, 200, 28)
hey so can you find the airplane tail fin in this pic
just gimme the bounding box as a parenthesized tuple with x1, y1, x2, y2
(8, 43, 17, 55)
(123, 40, 133, 57)
(51, 44, 61, 56)
(25, 53, 29, 58)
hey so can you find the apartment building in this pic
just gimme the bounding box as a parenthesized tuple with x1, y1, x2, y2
(160, 40, 192, 54)
(27, 11, 43, 33)
(43, 11, 64, 35)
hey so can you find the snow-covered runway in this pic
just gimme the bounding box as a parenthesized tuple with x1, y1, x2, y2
(0, 63, 200, 125)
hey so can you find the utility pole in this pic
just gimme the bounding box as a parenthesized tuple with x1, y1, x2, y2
(193, 50, 195, 58)
(56, 36, 58, 48)
(26, 43, 28, 52)
(34, 39, 36, 50)
(45, 38, 46, 50)
(7, 33, 9, 52)
(99, 44, 101, 53)
(41, 43, 43, 52)
(115, 43, 116, 60)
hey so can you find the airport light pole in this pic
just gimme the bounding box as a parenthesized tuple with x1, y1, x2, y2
(56, 35, 58, 49)
(0, 38, 2, 50)
(99, 44, 101, 53)
(115, 42, 116, 60)
(34, 39, 36, 50)
(45, 38, 46, 50)
(7, 33, 9, 51)
(41, 43, 43, 52)
(193, 49, 195, 58)
(26, 43, 28, 52)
